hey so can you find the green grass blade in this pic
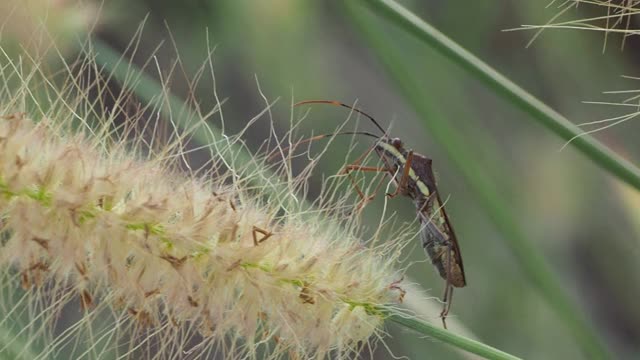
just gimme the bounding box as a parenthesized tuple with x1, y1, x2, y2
(90, 39, 224, 151)
(90, 39, 299, 208)
(364, 0, 640, 192)
(386, 309, 522, 360)
(346, 2, 612, 359)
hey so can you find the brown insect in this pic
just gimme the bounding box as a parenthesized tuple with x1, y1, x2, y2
(294, 100, 466, 328)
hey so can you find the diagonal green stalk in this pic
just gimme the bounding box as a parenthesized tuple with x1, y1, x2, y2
(90, 39, 300, 211)
(364, 0, 640, 193)
(90, 40, 234, 157)
(346, 1, 612, 359)
(385, 310, 522, 360)
(90, 37, 526, 359)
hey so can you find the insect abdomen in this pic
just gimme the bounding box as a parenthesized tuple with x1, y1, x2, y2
(420, 221, 466, 288)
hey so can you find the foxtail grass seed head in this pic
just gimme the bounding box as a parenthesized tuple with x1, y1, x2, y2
(0, 55, 409, 359)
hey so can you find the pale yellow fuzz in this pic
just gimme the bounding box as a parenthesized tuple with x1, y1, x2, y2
(0, 108, 406, 359)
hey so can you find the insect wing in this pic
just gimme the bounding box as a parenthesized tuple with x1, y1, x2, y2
(419, 195, 466, 288)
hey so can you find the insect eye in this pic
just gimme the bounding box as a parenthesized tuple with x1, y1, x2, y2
(392, 138, 403, 149)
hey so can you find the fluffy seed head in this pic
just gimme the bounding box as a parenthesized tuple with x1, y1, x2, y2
(0, 51, 408, 359)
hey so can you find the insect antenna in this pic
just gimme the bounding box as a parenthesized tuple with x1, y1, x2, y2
(294, 100, 387, 136)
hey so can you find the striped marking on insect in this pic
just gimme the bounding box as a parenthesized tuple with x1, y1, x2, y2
(293, 100, 466, 329)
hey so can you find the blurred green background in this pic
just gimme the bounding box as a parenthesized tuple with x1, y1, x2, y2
(2, 1, 640, 359)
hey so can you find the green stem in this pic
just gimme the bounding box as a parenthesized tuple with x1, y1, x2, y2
(385, 309, 522, 360)
(90, 40, 224, 150)
(364, 0, 640, 193)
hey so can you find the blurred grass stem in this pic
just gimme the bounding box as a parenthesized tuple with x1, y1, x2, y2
(386, 312, 522, 360)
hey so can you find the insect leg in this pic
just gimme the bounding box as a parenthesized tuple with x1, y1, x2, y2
(343, 164, 391, 210)
(386, 150, 414, 199)
(440, 244, 455, 329)
(337, 141, 383, 202)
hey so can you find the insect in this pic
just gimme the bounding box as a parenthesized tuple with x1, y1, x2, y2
(294, 100, 466, 329)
